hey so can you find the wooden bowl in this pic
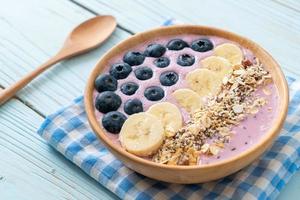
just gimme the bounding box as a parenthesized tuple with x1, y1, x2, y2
(84, 25, 289, 184)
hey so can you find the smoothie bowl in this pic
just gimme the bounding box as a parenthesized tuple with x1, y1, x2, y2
(85, 25, 288, 183)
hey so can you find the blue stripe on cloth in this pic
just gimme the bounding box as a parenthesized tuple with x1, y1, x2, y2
(37, 19, 300, 199)
(170, 194, 185, 200)
(50, 128, 67, 146)
(37, 118, 52, 137)
(80, 131, 97, 145)
(136, 192, 152, 200)
(81, 155, 98, 173)
(65, 142, 82, 159)
(162, 18, 176, 26)
(118, 178, 135, 198)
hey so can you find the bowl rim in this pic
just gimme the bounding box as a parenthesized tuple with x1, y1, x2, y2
(84, 25, 289, 170)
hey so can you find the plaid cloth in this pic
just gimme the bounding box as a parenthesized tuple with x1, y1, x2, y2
(38, 75, 300, 200)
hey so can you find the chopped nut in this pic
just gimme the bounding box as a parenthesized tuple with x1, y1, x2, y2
(187, 148, 199, 165)
(167, 158, 177, 165)
(228, 77, 235, 84)
(233, 104, 244, 114)
(201, 115, 212, 128)
(165, 132, 176, 137)
(177, 154, 189, 165)
(200, 143, 210, 153)
(233, 69, 246, 75)
(231, 82, 239, 90)
(167, 148, 182, 165)
(217, 127, 230, 133)
(249, 107, 259, 114)
(247, 68, 256, 76)
(209, 145, 220, 155)
(187, 124, 201, 135)
(233, 64, 243, 70)
(215, 142, 225, 148)
(219, 131, 231, 137)
(222, 76, 229, 85)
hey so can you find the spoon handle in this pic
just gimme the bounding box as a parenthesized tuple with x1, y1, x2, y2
(0, 54, 63, 106)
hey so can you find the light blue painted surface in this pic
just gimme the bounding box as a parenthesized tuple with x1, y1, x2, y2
(0, 0, 299, 199)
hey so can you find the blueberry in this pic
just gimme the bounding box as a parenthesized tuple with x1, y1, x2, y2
(120, 82, 139, 95)
(109, 63, 132, 79)
(160, 71, 179, 86)
(123, 51, 145, 66)
(102, 111, 127, 134)
(124, 99, 143, 115)
(95, 91, 122, 113)
(177, 54, 195, 66)
(144, 44, 166, 58)
(144, 86, 165, 101)
(153, 57, 170, 68)
(94, 74, 118, 93)
(134, 66, 153, 80)
(191, 39, 213, 52)
(166, 39, 189, 50)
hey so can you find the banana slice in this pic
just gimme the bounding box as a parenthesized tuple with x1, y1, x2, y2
(214, 43, 243, 65)
(201, 56, 232, 78)
(172, 89, 203, 113)
(186, 68, 221, 97)
(147, 102, 182, 137)
(119, 112, 164, 156)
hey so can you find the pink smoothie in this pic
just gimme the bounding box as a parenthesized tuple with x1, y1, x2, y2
(93, 34, 279, 164)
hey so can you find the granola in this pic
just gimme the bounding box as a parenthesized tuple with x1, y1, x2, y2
(152, 60, 272, 165)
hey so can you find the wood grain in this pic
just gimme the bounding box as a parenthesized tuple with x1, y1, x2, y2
(0, 0, 121, 199)
(74, 0, 300, 77)
(0, 99, 117, 199)
(0, 0, 299, 198)
(0, 0, 130, 115)
(0, 15, 117, 105)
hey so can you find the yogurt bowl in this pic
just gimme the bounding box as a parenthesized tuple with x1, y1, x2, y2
(84, 25, 288, 183)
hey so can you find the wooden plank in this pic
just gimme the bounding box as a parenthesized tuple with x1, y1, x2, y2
(0, 0, 122, 199)
(278, 172, 300, 200)
(0, 0, 131, 115)
(0, 99, 117, 200)
(74, 0, 300, 77)
(0, 0, 298, 199)
(274, 0, 300, 13)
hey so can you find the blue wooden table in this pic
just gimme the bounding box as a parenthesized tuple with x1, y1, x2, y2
(0, 0, 299, 199)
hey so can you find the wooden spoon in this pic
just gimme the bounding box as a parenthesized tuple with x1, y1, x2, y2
(0, 15, 117, 106)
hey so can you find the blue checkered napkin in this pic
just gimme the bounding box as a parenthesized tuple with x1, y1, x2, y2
(38, 76, 300, 200)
